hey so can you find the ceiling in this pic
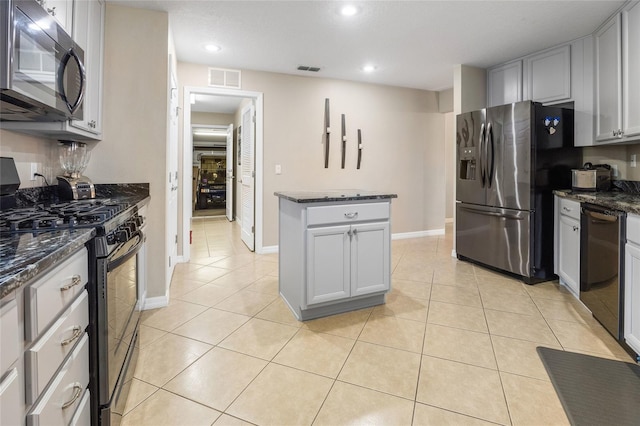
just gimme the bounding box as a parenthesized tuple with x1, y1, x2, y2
(112, 0, 623, 91)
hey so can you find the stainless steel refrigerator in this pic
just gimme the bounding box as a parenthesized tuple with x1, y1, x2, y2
(456, 101, 581, 283)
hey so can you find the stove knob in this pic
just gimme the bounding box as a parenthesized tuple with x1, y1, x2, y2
(116, 227, 130, 243)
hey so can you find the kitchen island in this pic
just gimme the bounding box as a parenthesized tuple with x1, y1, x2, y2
(275, 190, 397, 321)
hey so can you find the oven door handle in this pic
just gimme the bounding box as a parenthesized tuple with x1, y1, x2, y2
(107, 231, 144, 272)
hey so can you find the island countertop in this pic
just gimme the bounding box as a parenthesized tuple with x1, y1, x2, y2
(275, 190, 398, 203)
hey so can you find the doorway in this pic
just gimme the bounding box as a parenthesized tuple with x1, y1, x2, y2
(182, 87, 264, 261)
(192, 124, 232, 218)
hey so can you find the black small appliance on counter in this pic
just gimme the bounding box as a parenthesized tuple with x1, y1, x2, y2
(0, 157, 20, 209)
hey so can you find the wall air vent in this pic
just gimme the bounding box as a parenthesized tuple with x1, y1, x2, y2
(297, 66, 321, 72)
(208, 68, 242, 89)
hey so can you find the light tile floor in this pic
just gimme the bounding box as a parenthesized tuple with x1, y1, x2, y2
(122, 218, 634, 426)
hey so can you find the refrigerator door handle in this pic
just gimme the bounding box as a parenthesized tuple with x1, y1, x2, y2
(479, 123, 486, 187)
(487, 122, 495, 187)
(459, 205, 525, 220)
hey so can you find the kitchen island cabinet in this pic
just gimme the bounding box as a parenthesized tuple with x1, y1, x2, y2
(275, 191, 396, 321)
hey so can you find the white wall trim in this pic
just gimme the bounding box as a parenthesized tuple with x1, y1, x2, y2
(445, 217, 454, 223)
(451, 249, 457, 258)
(141, 294, 170, 310)
(260, 245, 279, 254)
(392, 229, 445, 240)
(182, 86, 264, 262)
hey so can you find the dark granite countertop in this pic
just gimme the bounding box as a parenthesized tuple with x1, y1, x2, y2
(554, 189, 640, 215)
(0, 183, 150, 300)
(0, 229, 95, 299)
(275, 190, 398, 203)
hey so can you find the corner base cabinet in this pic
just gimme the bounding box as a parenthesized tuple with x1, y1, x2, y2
(276, 191, 396, 321)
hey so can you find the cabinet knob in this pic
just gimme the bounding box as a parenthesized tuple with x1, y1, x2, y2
(46, 6, 56, 16)
(344, 212, 358, 219)
(573, 225, 579, 232)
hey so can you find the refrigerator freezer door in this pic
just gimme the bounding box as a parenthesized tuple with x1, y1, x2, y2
(486, 102, 533, 211)
(456, 109, 486, 206)
(456, 203, 532, 277)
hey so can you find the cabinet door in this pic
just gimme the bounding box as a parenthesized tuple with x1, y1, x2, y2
(625, 242, 640, 355)
(0, 368, 21, 426)
(558, 215, 580, 296)
(351, 222, 390, 297)
(70, 0, 104, 136)
(40, 0, 73, 34)
(525, 45, 571, 103)
(623, 1, 640, 139)
(487, 61, 522, 107)
(595, 14, 623, 142)
(306, 225, 350, 305)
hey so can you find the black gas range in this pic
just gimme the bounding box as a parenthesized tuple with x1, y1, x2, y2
(1, 197, 144, 425)
(0, 199, 132, 236)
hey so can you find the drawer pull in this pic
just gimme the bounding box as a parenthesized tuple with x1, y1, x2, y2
(60, 275, 82, 292)
(562, 207, 572, 212)
(344, 212, 358, 219)
(60, 326, 83, 347)
(61, 384, 83, 409)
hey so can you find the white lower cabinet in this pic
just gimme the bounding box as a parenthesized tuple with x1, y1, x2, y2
(307, 221, 390, 305)
(555, 197, 581, 297)
(278, 197, 392, 321)
(625, 214, 640, 357)
(0, 247, 90, 425)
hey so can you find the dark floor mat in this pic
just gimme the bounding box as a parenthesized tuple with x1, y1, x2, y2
(537, 347, 640, 426)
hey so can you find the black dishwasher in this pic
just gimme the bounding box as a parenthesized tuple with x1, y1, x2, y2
(580, 203, 626, 340)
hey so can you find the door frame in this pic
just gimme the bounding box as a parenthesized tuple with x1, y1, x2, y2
(182, 86, 264, 261)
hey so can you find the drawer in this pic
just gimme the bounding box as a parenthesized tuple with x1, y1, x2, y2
(628, 214, 640, 246)
(25, 248, 88, 341)
(558, 198, 580, 221)
(1, 368, 22, 426)
(26, 290, 89, 404)
(307, 202, 390, 226)
(0, 298, 20, 373)
(27, 333, 89, 426)
(69, 389, 90, 426)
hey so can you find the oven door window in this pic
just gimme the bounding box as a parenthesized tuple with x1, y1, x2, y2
(106, 234, 142, 398)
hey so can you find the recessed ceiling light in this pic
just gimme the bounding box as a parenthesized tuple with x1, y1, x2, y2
(362, 64, 377, 73)
(340, 5, 358, 16)
(204, 44, 221, 52)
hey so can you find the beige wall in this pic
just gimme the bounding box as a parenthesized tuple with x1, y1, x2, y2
(0, 130, 58, 187)
(178, 63, 446, 247)
(85, 4, 169, 298)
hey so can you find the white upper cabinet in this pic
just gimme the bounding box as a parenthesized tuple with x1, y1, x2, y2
(37, 0, 73, 34)
(595, 14, 623, 142)
(623, 1, 640, 139)
(595, 1, 640, 143)
(70, 0, 105, 136)
(524, 45, 571, 104)
(487, 60, 522, 107)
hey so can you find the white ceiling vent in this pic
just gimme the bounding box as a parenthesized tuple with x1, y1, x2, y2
(208, 68, 242, 89)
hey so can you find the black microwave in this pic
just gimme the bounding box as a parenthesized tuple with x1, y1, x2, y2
(0, 0, 85, 121)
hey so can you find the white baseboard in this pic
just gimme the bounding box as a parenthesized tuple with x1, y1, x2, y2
(259, 245, 279, 254)
(392, 229, 445, 240)
(451, 249, 457, 258)
(141, 293, 170, 310)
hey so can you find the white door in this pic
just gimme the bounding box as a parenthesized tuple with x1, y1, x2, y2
(625, 242, 640, 354)
(167, 71, 179, 286)
(225, 123, 234, 221)
(240, 104, 255, 251)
